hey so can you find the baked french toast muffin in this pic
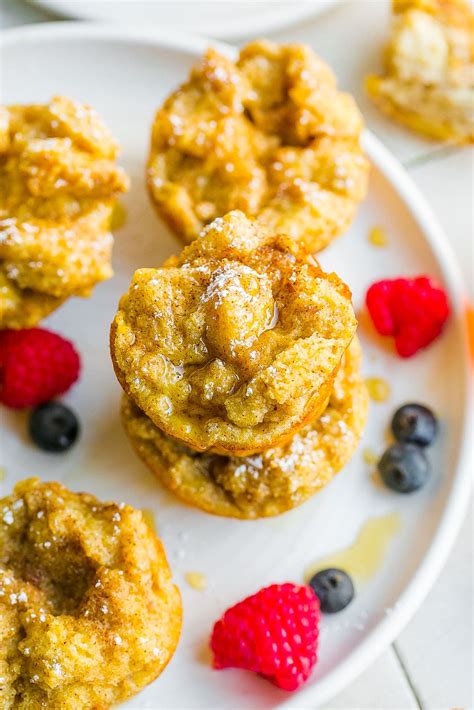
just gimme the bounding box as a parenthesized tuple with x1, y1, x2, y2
(122, 338, 367, 519)
(366, 0, 474, 143)
(147, 40, 369, 252)
(110, 211, 357, 456)
(0, 478, 181, 709)
(0, 97, 129, 329)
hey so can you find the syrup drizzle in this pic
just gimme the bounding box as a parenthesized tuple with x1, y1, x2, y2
(304, 512, 401, 584)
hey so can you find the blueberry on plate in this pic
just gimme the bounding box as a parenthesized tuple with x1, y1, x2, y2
(391, 403, 438, 447)
(309, 568, 354, 613)
(29, 402, 80, 453)
(378, 442, 429, 493)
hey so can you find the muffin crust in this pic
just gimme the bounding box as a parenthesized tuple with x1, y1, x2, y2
(110, 211, 357, 456)
(148, 40, 369, 251)
(0, 478, 181, 709)
(0, 97, 129, 329)
(122, 338, 368, 519)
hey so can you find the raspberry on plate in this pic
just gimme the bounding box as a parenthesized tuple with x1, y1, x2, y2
(210, 583, 320, 691)
(366, 276, 450, 357)
(0, 328, 80, 409)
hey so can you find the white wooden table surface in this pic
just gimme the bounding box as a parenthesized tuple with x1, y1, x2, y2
(1, 1, 472, 708)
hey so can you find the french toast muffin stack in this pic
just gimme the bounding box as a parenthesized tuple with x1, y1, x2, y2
(111, 211, 368, 518)
(111, 40, 369, 519)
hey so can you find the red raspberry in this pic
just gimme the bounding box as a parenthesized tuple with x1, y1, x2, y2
(366, 276, 450, 357)
(210, 583, 320, 691)
(0, 328, 80, 409)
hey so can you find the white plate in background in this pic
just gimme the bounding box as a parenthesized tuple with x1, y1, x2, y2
(1, 24, 472, 708)
(28, 0, 340, 39)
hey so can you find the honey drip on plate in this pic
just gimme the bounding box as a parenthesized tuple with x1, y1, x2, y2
(368, 226, 388, 247)
(365, 377, 391, 402)
(363, 447, 379, 465)
(0, 467, 6, 482)
(185, 571, 208, 591)
(304, 512, 401, 584)
(110, 202, 127, 231)
(141, 508, 157, 533)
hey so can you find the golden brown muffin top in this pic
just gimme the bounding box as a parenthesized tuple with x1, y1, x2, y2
(111, 211, 357, 456)
(147, 40, 369, 252)
(122, 337, 368, 519)
(0, 478, 181, 710)
(0, 96, 129, 328)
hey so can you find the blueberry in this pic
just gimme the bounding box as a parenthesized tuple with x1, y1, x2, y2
(391, 403, 438, 447)
(309, 568, 354, 613)
(378, 442, 429, 493)
(29, 402, 80, 453)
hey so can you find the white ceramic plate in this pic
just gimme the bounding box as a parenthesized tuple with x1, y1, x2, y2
(28, 0, 340, 39)
(1, 24, 472, 709)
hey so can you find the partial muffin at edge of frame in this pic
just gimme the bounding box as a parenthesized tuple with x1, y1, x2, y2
(0, 478, 182, 710)
(110, 211, 357, 457)
(366, 0, 474, 144)
(121, 337, 368, 519)
(0, 96, 129, 329)
(147, 39, 369, 252)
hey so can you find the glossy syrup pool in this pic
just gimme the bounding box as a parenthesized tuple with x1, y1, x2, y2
(305, 512, 401, 584)
(368, 225, 388, 247)
(365, 376, 391, 403)
(141, 508, 157, 534)
(110, 201, 128, 231)
(185, 571, 208, 591)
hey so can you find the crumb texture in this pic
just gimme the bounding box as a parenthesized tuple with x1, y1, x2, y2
(366, 0, 474, 143)
(0, 97, 129, 329)
(121, 338, 368, 518)
(0, 478, 181, 709)
(148, 40, 369, 251)
(111, 211, 357, 455)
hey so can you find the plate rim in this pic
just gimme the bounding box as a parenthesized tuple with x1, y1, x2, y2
(26, 0, 340, 39)
(1, 21, 472, 707)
